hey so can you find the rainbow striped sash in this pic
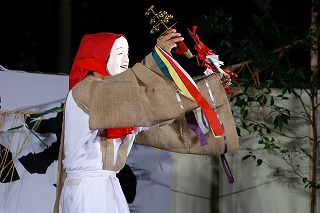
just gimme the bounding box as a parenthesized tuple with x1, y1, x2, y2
(152, 45, 224, 137)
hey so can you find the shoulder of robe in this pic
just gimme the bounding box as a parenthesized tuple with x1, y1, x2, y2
(72, 75, 97, 114)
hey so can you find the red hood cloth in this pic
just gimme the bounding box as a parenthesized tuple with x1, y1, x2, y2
(69, 32, 135, 139)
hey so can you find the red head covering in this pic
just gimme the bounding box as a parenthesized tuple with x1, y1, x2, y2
(69, 32, 135, 138)
(69, 32, 122, 89)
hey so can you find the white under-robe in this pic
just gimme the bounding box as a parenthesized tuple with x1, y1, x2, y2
(59, 90, 142, 213)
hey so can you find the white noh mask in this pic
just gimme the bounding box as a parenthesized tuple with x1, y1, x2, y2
(106, 36, 129, 76)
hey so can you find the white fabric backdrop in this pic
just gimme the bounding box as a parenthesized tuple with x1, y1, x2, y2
(0, 69, 214, 213)
(0, 70, 68, 213)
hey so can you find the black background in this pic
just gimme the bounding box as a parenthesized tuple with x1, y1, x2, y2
(0, 0, 214, 74)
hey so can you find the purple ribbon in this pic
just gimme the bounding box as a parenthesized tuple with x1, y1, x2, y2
(185, 112, 235, 183)
(200, 109, 209, 129)
(220, 144, 235, 183)
(185, 112, 208, 146)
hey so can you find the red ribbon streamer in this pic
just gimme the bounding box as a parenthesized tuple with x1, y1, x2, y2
(157, 47, 225, 136)
(190, 26, 238, 96)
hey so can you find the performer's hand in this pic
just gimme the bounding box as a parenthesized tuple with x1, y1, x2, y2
(156, 29, 184, 55)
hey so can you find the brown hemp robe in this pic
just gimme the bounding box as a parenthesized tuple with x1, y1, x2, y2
(53, 53, 239, 212)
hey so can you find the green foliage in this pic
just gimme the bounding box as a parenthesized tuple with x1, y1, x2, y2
(197, 0, 319, 191)
(241, 149, 263, 166)
(304, 179, 320, 189)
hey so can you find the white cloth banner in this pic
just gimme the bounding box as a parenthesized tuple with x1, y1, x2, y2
(0, 69, 213, 213)
(0, 70, 174, 213)
(0, 70, 68, 213)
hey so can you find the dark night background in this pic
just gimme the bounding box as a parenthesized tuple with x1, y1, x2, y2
(0, 0, 310, 80)
(0, 0, 219, 74)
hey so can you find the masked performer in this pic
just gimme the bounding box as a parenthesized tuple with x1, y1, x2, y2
(54, 29, 238, 213)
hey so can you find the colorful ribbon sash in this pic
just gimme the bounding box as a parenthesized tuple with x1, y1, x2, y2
(152, 46, 235, 183)
(152, 46, 224, 137)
